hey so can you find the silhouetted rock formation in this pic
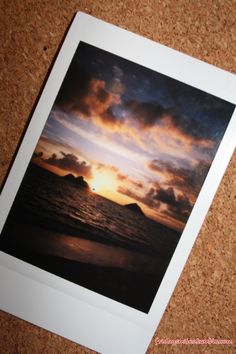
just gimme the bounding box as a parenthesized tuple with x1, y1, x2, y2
(63, 174, 90, 189)
(124, 203, 145, 216)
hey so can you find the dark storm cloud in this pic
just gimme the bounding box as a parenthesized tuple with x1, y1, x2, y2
(56, 62, 92, 113)
(57, 68, 121, 128)
(155, 187, 176, 205)
(55, 43, 124, 130)
(118, 186, 160, 209)
(54, 41, 234, 145)
(45, 151, 92, 178)
(119, 183, 192, 223)
(123, 99, 216, 144)
(171, 160, 211, 194)
(123, 100, 167, 127)
(119, 157, 210, 223)
(57, 70, 217, 146)
(148, 159, 211, 196)
(155, 187, 192, 222)
(170, 111, 210, 142)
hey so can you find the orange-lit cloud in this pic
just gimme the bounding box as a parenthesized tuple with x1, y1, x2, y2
(44, 74, 217, 231)
(54, 73, 216, 170)
(123, 100, 215, 148)
(77, 79, 121, 127)
(58, 77, 122, 132)
(57, 73, 215, 157)
(53, 113, 147, 163)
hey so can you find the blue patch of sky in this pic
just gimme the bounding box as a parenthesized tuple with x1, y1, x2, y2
(43, 114, 67, 144)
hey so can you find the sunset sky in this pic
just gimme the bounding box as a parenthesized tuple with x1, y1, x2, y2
(33, 42, 234, 231)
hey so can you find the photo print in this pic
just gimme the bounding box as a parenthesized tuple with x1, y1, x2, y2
(0, 41, 235, 313)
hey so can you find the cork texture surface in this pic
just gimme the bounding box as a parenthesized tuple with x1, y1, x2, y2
(0, 1, 235, 353)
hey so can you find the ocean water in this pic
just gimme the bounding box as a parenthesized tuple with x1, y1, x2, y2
(10, 163, 181, 259)
(0, 162, 182, 311)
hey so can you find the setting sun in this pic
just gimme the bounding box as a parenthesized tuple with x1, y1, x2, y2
(90, 170, 118, 195)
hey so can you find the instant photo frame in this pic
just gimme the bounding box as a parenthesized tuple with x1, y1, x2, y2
(0, 12, 235, 354)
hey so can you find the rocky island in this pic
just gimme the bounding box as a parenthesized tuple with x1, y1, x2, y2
(62, 174, 90, 190)
(124, 203, 145, 217)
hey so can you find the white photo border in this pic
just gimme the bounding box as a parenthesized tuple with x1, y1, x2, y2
(0, 12, 235, 354)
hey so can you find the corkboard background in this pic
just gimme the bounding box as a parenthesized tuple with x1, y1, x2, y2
(0, 1, 235, 353)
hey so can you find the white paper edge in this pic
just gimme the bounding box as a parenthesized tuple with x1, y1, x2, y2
(0, 12, 235, 354)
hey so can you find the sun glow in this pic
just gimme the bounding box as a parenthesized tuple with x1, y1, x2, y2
(89, 170, 118, 195)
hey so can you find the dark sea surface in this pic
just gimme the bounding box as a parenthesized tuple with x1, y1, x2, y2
(0, 162, 181, 312)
